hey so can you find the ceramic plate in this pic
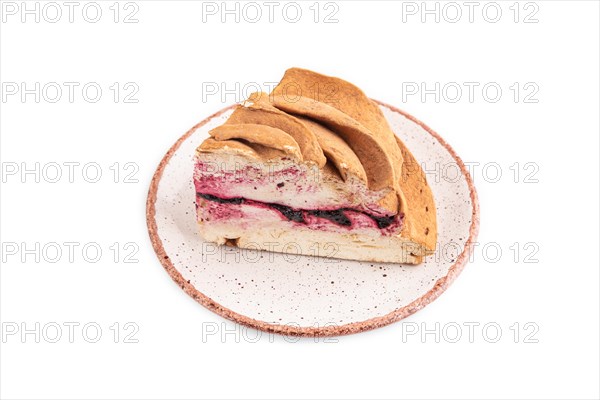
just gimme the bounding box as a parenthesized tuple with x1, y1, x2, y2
(146, 101, 479, 336)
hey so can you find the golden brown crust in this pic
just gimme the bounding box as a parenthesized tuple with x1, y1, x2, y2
(198, 137, 258, 156)
(209, 123, 302, 160)
(271, 68, 402, 195)
(198, 138, 289, 162)
(295, 116, 367, 183)
(271, 95, 395, 190)
(271, 68, 403, 181)
(228, 93, 327, 166)
(395, 136, 437, 253)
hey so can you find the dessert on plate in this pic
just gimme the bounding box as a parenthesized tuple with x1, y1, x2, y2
(193, 68, 436, 264)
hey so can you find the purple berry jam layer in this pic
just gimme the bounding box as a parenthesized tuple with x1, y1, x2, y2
(196, 193, 404, 235)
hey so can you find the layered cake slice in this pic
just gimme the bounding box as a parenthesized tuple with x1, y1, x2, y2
(194, 68, 436, 264)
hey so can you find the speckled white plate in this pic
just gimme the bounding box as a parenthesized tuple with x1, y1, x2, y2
(147, 101, 479, 336)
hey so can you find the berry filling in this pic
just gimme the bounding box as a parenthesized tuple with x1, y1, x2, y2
(198, 193, 398, 229)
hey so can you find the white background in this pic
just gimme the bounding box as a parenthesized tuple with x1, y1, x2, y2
(1, 1, 599, 399)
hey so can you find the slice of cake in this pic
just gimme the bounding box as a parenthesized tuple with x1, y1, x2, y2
(193, 68, 436, 264)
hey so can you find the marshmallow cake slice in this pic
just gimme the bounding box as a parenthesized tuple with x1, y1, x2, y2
(194, 68, 437, 264)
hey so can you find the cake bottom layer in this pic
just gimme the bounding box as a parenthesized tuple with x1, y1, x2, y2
(197, 219, 423, 264)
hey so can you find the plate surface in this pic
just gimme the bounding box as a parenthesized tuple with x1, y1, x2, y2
(146, 101, 479, 336)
